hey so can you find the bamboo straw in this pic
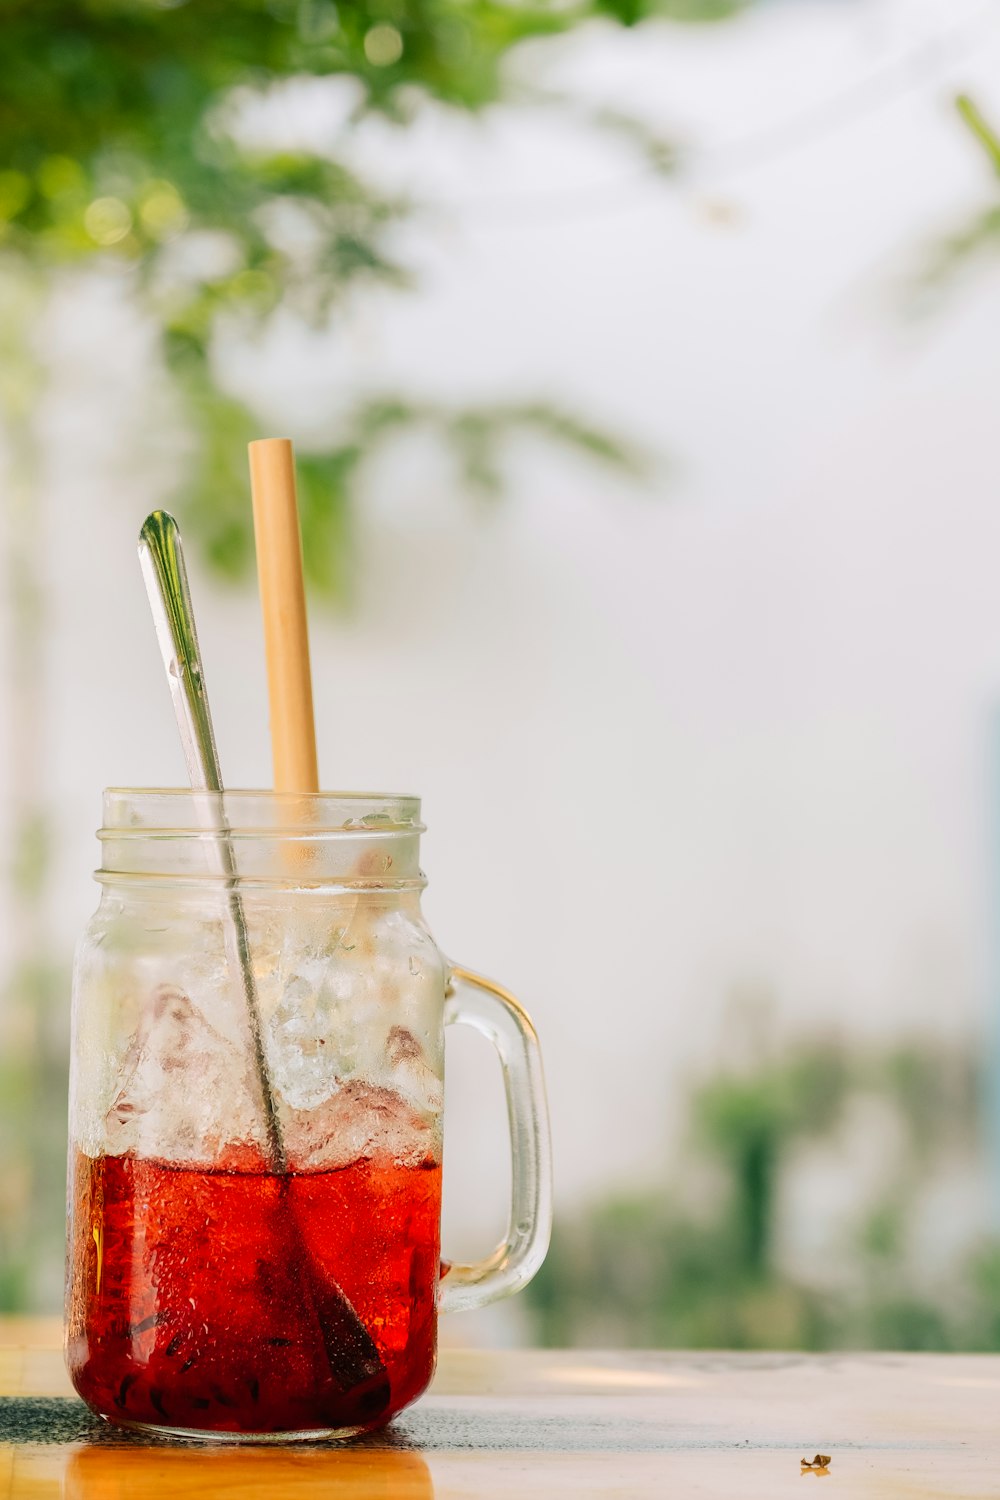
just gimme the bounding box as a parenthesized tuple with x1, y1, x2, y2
(248, 438, 320, 795)
(243, 445, 390, 1409)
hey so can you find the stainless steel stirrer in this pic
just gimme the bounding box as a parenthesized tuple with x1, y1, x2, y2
(137, 510, 287, 1169)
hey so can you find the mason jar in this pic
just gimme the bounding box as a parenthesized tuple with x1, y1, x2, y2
(65, 789, 551, 1441)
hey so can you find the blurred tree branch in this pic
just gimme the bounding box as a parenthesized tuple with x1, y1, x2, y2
(0, 0, 739, 598)
(915, 94, 1000, 298)
(956, 94, 1000, 179)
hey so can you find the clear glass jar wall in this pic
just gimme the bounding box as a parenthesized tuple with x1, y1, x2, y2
(67, 791, 447, 1439)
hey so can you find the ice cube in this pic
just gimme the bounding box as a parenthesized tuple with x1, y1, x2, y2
(106, 985, 261, 1161)
(287, 1080, 438, 1171)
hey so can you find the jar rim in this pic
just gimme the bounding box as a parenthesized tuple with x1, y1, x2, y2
(101, 787, 423, 836)
(97, 788, 426, 888)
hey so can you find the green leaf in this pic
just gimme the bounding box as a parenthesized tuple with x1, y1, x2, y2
(957, 93, 1000, 179)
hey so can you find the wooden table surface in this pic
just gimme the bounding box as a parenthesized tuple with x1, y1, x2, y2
(1, 1319, 998, 1497)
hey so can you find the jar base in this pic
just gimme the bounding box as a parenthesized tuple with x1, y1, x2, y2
(103, 1414, 373, 1445)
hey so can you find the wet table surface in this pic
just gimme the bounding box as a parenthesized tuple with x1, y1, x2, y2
(1, 1318, 998, 1497)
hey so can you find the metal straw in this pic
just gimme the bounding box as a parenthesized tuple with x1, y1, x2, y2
(138, 509, 286, 1168)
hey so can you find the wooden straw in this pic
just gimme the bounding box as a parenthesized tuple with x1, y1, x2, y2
(244, 448, 390, 1410)
(248, 438, 320, 794)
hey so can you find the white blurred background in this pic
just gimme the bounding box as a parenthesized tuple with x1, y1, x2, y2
(4, 0, 1000, 1335)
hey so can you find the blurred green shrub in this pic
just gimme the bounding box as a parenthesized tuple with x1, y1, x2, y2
(524, 1033, 994, 1351)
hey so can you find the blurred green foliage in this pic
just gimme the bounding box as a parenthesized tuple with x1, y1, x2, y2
(0, 0, 740, 595)
(919, 95, 1000, 297)
(524, 1033, 993, 1351)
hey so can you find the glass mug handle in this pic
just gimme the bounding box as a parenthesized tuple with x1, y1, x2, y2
(438, 964, 553, 1314)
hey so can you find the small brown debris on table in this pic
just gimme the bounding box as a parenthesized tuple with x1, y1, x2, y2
(801, 1455, 831, 1473)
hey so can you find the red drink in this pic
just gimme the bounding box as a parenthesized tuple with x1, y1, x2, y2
(66, 1149, 442, 1435)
